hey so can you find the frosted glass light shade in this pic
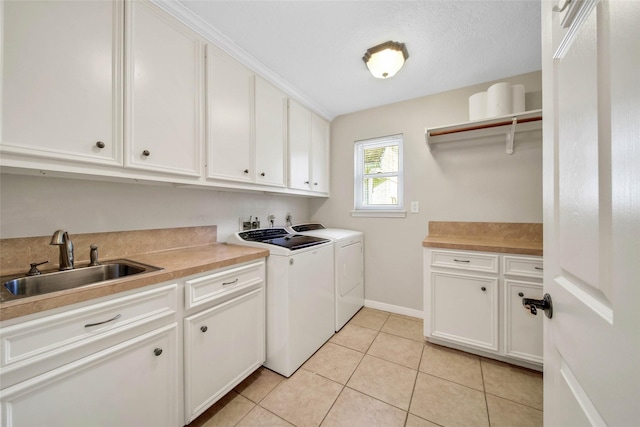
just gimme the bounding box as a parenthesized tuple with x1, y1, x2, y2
(363, 41, 409, 79)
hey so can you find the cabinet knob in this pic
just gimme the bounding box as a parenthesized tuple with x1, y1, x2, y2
(304, 181, 310, 184)
(518, 292, 525, 297)
(260, 172, 265, 177)
(142, 150, 150, 157)
(96, 141, 105, 149)
(200, 326, 208, 333)
(243, 169, 249, 174)
(153, 348, 163, 356)
(314, 182, 318, 186)
(481, 286, 487, 292)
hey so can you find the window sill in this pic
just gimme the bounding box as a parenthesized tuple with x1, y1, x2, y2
(350, 210, 407, 218)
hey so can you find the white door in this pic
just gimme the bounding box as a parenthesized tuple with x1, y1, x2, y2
(288, 99, 312, 190)
(1, 0, 122, 166)
(126, 0, 203, 177)
(311, 113, 330, 193)
(542, 0, 639, 425)
(255, 76, 287, 187)
(206, 44, 254, 182)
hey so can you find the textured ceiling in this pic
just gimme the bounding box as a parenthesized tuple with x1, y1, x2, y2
(179, 0, 541, 119)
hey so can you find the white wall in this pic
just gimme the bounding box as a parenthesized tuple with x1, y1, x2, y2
(310, 71, 543, 313)
(0, 174, 310, 241)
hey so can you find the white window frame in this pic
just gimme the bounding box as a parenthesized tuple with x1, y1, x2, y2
(352, 134, 405, 218)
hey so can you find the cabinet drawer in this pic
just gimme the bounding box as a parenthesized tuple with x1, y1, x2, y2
(185, 261, 265, 310)
(503, 256, 543, 278)
(0, 283, 177, 369)
(431, 250, 499, 273)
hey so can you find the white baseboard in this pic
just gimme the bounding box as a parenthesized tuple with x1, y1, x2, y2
(364, 299, 423, 319)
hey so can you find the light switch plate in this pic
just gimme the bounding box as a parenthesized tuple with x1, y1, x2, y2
(411, 201, 419, 213)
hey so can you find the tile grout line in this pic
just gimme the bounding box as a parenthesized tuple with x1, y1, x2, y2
(480, 357, 493, 427)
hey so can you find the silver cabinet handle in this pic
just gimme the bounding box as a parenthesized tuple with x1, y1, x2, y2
(534, 266, 543, 271)
(85, 313, 121, 328)
(453, 259, 470, 263)
(553, 0, 572, 13)
(96, 141, 105, 149)
(222, 278, 238, 286)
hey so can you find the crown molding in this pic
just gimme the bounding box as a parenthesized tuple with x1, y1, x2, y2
(151, 0, 333, 121)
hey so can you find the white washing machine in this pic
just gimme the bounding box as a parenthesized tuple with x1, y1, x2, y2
(228, 228, 334, 377)
(289, 223, 364, 331)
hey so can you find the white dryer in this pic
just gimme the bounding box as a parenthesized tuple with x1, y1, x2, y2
(289, 223, 364, 331)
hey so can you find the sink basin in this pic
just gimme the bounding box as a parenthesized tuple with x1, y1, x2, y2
(2, 259, 163, 298)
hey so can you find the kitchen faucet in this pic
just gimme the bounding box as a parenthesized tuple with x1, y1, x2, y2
(50, 230, 74, 270)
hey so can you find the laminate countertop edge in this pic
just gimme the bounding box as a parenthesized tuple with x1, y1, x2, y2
(0, 243, 269, 321)
(422, 237, 543, 256)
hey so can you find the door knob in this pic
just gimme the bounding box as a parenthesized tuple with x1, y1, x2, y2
(522, 293, 553, 318)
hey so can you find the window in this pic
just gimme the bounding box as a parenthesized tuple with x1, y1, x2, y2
(353, 134, 404, 217)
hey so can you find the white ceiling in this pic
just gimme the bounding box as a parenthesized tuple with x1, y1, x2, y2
(177, 0, 541, 120)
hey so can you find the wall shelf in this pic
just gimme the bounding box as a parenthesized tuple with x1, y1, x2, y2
(425, 109, 542, 154)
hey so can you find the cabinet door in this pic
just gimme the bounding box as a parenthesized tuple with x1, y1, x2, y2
(125, 1, 202, 177)
(310, 114, 330, 193)
(255, 76, 287, 187)
(206, 45, 254, 182)
(184, 287, 265, 423)
(504, 280, 543, 363)
(1, 0, 122, 165)
(287, 99, 312, 190)
(431, 271, 498, 351)
(0, 324, 178, 427)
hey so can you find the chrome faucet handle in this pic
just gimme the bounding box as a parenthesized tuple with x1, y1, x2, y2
(89, 244, 100, 266)
(27, 260, 49, 276)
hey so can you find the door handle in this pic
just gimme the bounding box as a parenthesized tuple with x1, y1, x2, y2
(522, 294, 553, 319)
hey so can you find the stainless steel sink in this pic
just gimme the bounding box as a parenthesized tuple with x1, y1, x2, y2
(2, 259, 163, 299)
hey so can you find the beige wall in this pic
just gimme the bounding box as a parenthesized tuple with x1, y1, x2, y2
(0, 174, 310, 241)
(310, 71, 543, 314)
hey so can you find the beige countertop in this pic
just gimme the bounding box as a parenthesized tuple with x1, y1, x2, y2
(0, 227, 268, 321)
(422, 221, 543, 256)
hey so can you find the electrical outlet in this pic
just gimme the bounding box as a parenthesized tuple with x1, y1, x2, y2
(410, 201, 419, 213)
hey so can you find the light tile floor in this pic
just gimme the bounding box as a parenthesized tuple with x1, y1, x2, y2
(189, 308, 543, 427)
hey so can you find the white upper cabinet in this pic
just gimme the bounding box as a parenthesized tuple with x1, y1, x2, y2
(1, 0, 123, 165)
(311, 114, 330, 193)
(288, 100, 312, 191)
(288, 100, 329, 194)
(254, 76, 287, 187)
(206, 49, 287, 187)
(206, 44, 254, 183)
(125, 1, 203, 177)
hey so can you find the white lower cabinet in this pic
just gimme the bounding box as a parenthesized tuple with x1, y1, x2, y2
(183, 260, 266, 424)
(184, 288, 265, 422)
(0, 283, 180, 427)
(1, 324, 178, 427)
(431, 272, 498, 352)
(0, 258, 267, 427)
(504, 279, 543, 363)
(424, 249, 543, 369)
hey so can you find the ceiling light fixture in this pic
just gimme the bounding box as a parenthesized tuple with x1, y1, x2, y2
(363, 41, 409, 79)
